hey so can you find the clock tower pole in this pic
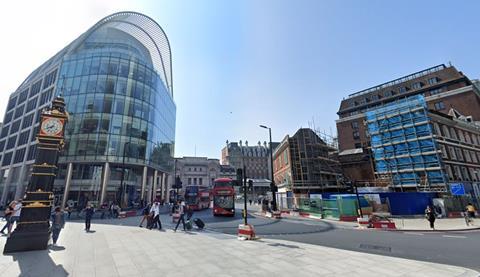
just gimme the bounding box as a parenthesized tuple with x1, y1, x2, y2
(4, 96, 69, 253)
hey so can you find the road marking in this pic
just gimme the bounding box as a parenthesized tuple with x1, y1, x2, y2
(442, 235, 466, 239)
(403, 232, 424, 235)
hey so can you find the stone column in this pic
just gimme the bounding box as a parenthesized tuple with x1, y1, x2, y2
(99, 162, 110, 205)
(147, 175, 153, 203)
(61, 163, 73, 208)
(141, 166, 147, 202)
(0, 169, 14, 206)
(162, 173, 168, 202)
(152, 170, 158, 202)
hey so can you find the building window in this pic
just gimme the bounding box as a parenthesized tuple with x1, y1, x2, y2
(13, 148, 26, 164)
(464, 149, 472, 162)
(10, 120, 21, 134)
(43, 69, 58, 89)
(17, 130, 30, 146)
(2, 152, 12, 166)
(7, 97, 17, 111)
(412, 82, 423, 90)
(0, 126, 9, 139)
(4, 111, 13, 124)
(353, 131, 360, 140)
(474, 135, 480, 145)
(442, 125, 450, 138)
(458, 130, 465, 142)
(26, 97, 38, 113)
(6, 135, 17, 150)
(188, 178, 191, 185)
(27, 144, 36, 160)
(470, 151, 478, 163)
(22, 114, 34, 129)
(351, 121, 359, 129)
(29, 80, 42, 97)
(39, 88, 54, 106)
(440, 144, 448, 159)
(193, 178, 197, 185)
(354, 143, 362, 148)
(434, 101, 445, 110)
(399, 87, 408, 93)
(450, 128, 458, 140)
(194, 168, 197, 172)
(18, 89, 29, 104)
(14, 105, 25, 119)
(0, 140, 5, 152)
(446, 165, 454, 181)
(456, 148, 464, 161)
(429, 88, 443, 95)
(454, 166, 462, 180)
(428, 77, 439, 85)
(462, 167, 471, 181)
(449, 146, 457, 160)
(199, 178, 203, 185)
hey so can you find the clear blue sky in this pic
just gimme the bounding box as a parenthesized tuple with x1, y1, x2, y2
(2, 0, 480, 160)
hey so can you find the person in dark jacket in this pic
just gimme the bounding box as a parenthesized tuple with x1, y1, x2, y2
(425, 205, 436, 230)
(50, 206, 66, 245)
(84, 203, 95, 232)
(174, 201, 186, 232)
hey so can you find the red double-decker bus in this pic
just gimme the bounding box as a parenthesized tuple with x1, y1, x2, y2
(184, 185, 210, 210)
(212, 178, 235, 216)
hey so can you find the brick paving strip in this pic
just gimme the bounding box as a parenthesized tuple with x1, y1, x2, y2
(0, 222, 478, 277)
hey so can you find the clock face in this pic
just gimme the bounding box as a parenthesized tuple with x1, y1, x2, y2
(41, 118, 63, 136)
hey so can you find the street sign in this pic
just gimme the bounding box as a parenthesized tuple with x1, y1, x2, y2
(450, 183, 465, 195)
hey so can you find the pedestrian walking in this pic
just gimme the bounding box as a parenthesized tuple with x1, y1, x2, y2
(139, 203, 151, 227)
(50, 206, 66, 246)
(174, 201, 186, 232)
(65, 206, 72, 219)
(425, 205, 436, 230)
(466, 203, 476, 219)
(149, 202, 162, 230)
(84, 203, 94, 232)
(0, 201, 14, 235)
(249, 199, 252, 206)
(8, 200, 22, 236)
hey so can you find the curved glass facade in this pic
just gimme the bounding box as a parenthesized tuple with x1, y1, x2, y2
(57, 39, 175, 171)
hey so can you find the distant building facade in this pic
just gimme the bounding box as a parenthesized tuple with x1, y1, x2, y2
(171, 157, 221, 188)
(273, 128, 343, 196)
(221, 140, 279, 179)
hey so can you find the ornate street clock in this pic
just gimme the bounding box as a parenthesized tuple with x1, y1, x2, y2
(4, 96, 69, 253)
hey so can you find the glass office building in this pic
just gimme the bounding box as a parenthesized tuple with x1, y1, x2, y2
(0, 12, 176, 208)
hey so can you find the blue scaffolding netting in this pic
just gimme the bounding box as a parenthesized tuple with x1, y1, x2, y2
(365, 95, 446, 187)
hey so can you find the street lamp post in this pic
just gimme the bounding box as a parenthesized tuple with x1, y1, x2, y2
(119, 141, 130, 208)
(260, 125, 277, 211)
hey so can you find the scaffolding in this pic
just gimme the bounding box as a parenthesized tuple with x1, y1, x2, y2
(365, 95, 447, 192)
(289, 129, 343, 196)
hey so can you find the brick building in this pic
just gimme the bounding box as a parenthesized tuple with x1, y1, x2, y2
(273, 128, 342, 196)
(336, 64, 480, 192)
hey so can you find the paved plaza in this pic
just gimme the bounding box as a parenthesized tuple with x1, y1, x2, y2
(0, 219, 478, 277)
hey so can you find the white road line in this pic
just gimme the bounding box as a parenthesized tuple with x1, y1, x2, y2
(442, 235, 466, 239)
(403, 232, 424, 235)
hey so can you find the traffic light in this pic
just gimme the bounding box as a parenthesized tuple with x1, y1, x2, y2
(248, 179, 253, 191)
(173, 176, 182, 189)
(236, 168, 243, 186)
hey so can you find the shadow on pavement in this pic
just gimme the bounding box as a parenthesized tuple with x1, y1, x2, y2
(5, 248, 68, 276)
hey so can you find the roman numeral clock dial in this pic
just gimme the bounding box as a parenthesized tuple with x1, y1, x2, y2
(40, 117, 64, 136)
